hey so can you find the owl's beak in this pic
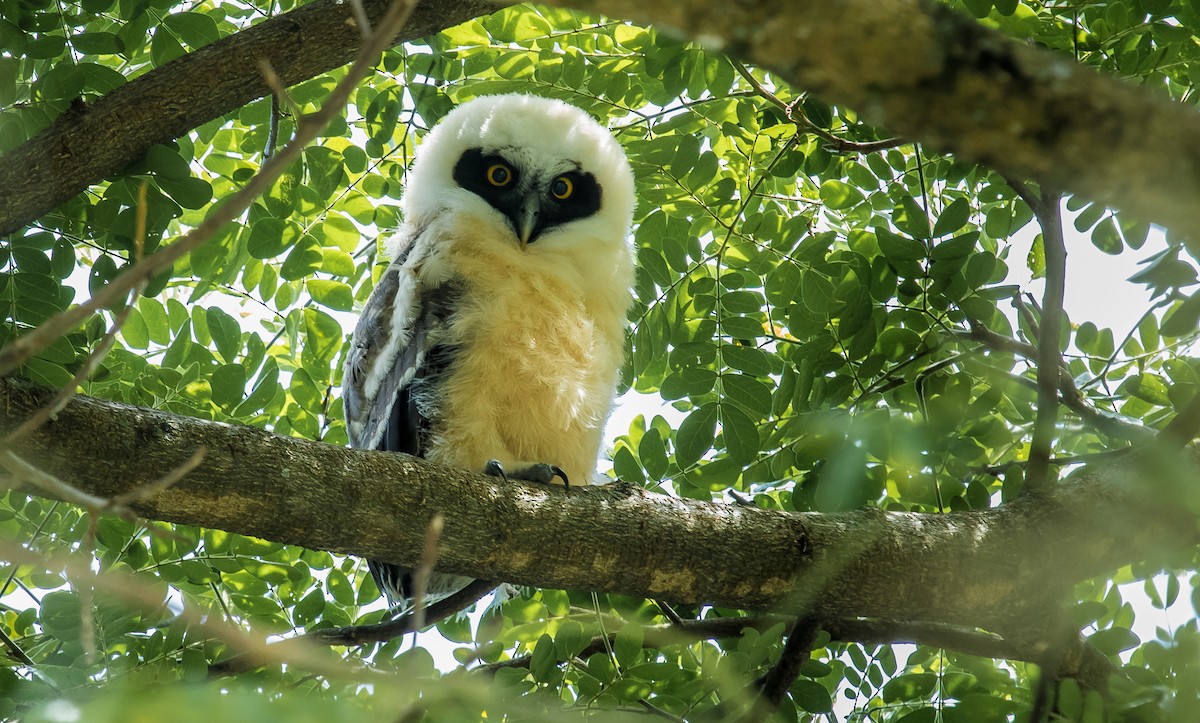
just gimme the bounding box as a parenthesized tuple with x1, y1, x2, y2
(517, 198, 540, 249)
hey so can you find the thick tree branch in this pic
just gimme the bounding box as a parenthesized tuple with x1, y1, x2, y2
(542, 0, 1200, 241)
(0, 0, 497, 236)
(1, 378, 1196, 639)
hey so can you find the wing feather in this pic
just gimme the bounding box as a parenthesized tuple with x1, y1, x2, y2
(343, 224, 433, 452)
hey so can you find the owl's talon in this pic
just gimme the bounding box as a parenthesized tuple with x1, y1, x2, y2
(483, 460, 569, 493)
(484, 459, 509, 482)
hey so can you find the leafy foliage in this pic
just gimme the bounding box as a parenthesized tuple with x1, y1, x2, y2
(2, 0, 1200, 721)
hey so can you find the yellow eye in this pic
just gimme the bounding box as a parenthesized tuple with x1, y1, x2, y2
(551, 176, 574, 200)
(486, 163, 512, 187)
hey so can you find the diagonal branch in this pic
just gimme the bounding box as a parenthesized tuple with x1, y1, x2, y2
(0, 0, 498, 236)
(0, 0, 421, 378)
(953, 321, 1151, 444)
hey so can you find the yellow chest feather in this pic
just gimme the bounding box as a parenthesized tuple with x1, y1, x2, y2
(421, 231, 629, 485)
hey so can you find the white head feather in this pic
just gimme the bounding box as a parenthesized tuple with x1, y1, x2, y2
(397, 94, 635, 260)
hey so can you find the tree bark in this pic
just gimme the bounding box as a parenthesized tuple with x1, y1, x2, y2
(0, 0, 497, 237)
(547, 0, 1200, 241)
(2, 377, 1195, 639)
(6, 0, 1200, 242)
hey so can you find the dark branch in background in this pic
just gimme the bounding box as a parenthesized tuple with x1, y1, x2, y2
(1155, 390, 1200, 451)
(953, 321, 1151, 444)
(210, 579, 499, 675)
(477, 614, 1120, 694)
(741, 617, 821, 723)
(1022, 184, 1068, 492)
(540, 0, 1200, 241)
(0, 0, 497, 236)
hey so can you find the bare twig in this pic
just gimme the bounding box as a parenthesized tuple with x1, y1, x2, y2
(410, 513, 445, 631)
(209, 577, 496, 676)
(729, 58, 904, 154)
(110, 446, 207, 508)
(257, 58, 301, 118)
(0, 539, 385, 681)
(0, 626, 35, 668)
(77, 513, 99, 664)
(0, 287, 142, 450)
(0, 450, 113, 510)
(954, 322, 1151, 444)
(475, 615, 1120, 694)
(346, 0, 373, 38)
(0, 0, 418, 378)
(1, 183, 149, 450)
(654, 599, 686, 626)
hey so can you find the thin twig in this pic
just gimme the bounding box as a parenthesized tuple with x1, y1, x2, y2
(954, 322, 1151, 443)
(346, 0, 373, 38)
(409, 513, 445, 632)
(77, 513, 98, 664)
(654, 599, 686, 626)
(0, 539, 384, 681)
(729, 58, 904, 154)
(0, 626, 35, 668)
(110, 446, 207, 508)
(0, 285, 142, 450)
(1, 182, 149, 450)
(257, 59, 301, 117)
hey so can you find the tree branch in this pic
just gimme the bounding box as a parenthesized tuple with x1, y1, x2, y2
(1026, 188, 1067, 492)
(0, 0, 497, 236)
(954, 321, 1152, 444)
(541, 0, 1200, 241)
(0, 377, 1195, 639)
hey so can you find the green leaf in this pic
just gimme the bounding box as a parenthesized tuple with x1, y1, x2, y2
(150, 26, 186, 67)
(613, 623, 644, 668)
(819, 180, 863, 210)
(675, 403, 718, 468)
(720, 403, 759, 463)
(1088, 627, 1139, 656)
(1090, 216, 1123, 255)
(638, 427, 669, 480)
(236, 361, 280, 416)
(205, 307, 241, 363)
(307, 279, 354, 311)
(211, 364, 246, 408)
(280, 236, 323, 281)
(530, 634, 559, 683)
(303, 307, 344, 371)
(931, 197, 970, 237)
(1161, 293, 1200, 337)
(876, 228, 926, 262)
(792, 679, 833, 713)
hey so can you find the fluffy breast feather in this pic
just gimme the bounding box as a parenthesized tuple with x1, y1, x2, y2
(420, 218, 633, 485)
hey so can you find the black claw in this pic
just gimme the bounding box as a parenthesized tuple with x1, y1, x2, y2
(551, 465, 570, 495)
(485, 461, 570, 493)
(484, 459, 509, 482)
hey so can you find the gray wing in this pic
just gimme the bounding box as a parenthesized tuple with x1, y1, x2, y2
(342, 223, 473, 609)
(343, 226, 432, 452)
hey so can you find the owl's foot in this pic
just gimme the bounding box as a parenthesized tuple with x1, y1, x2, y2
(484, 459, 570, 494)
